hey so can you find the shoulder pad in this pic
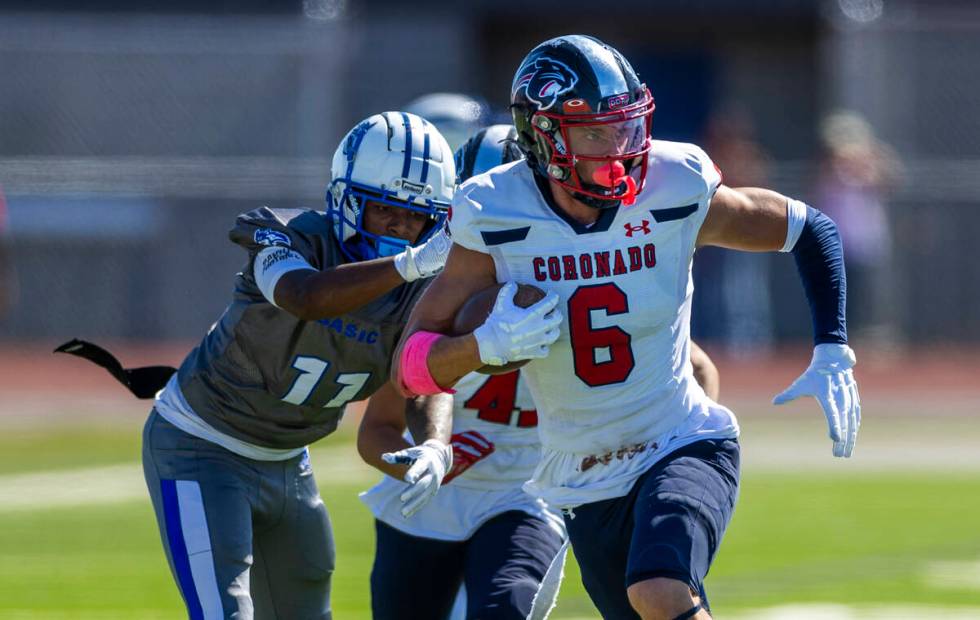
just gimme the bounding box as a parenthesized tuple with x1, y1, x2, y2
(446, 181, 490, 254)
(229, 207, 332, 266)
(645, 141, 722, 209)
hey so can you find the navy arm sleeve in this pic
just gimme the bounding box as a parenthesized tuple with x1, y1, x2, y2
(792, 206, 848, 345)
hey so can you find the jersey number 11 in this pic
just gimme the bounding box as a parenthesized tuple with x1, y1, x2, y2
(281, 356, 370, 408)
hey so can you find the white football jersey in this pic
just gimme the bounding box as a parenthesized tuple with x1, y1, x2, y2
(360, 370, 565, 541)
(448, 140, 739, 508)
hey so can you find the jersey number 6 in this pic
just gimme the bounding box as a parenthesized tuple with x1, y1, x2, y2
(568, 283, 636, 387)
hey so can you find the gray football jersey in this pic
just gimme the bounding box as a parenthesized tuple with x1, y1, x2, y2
(176, 207, 427, 449)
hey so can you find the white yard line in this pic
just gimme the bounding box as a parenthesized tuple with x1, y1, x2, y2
(0, 449, 375, 512)
(2, 416, 980, 512)
(3, 434, 980, 513)
(923, 559, 980, 590)
(740, 436, 980, 472)
(0, 463, 143, 512)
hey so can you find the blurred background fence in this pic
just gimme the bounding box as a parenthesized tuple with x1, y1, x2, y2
(1, 0, 979, 347)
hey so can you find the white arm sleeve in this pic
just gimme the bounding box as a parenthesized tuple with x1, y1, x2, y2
(780, 198, 808, 252)
(253, 246, 316, 307)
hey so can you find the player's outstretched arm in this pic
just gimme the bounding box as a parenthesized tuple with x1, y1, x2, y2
(698, 185, 860, 458)
(272, 256, 406, 320)
(264, 229, 451, 321)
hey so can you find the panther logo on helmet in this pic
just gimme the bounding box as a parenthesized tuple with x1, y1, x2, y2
(513, 58, 579, 111)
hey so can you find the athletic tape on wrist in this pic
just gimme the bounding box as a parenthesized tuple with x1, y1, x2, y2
(398, 331, 456, 397)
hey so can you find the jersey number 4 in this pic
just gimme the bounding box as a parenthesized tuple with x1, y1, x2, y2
(281, 356, 370, 408)
(568, 283, 635, 387)
(463, 373, 537, 428)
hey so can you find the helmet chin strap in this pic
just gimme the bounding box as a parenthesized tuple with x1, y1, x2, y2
(571, 187, 622, 210)
(350, 231, 409, 260)
(374, 235, 409, 257)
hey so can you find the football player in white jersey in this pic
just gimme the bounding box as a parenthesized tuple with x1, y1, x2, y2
(361, 124, 722, 620)
(391, 35, 860, 620)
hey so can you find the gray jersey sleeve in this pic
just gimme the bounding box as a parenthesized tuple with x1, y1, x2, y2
(227, 207, 344, 303)
(229, 207, 330, 266)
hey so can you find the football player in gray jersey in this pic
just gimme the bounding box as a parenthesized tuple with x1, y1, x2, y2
(136, 111, 458, 619)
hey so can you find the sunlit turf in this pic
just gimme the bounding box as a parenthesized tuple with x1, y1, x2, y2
(2, 425, 979, 618)
(711, 473, 980, 609)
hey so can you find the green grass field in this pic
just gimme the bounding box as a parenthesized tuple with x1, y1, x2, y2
(2, 411, 980, 619)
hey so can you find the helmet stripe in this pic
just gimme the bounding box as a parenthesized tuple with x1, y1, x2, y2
(400, 112, 414, 179)
(420, 120, 431, 184)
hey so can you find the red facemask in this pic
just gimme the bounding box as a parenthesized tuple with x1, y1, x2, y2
(531, 87, 654, 207)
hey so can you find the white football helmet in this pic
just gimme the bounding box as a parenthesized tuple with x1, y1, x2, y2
(403, 93, 491, 151)
(326, 111, 455, 261)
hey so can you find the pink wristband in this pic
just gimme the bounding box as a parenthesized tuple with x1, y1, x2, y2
(398, 331, 456, 397)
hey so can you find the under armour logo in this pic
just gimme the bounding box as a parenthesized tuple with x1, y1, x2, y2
(624, 220, 651, 237)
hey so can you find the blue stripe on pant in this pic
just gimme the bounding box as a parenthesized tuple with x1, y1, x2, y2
(161, 479, 205, 620)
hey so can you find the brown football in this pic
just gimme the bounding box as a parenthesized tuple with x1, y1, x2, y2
(453, 283, 547, 375)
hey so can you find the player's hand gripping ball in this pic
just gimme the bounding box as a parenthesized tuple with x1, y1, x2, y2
(453, 282, 561, 375)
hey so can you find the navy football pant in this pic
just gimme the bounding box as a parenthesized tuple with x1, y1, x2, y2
(371, 510, 565, 620)
(142, 410, 334, 619)
(565, 439, 740, 619)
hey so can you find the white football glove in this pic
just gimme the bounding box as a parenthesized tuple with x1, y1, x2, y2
(773, 343, 861, 458)
(381, 439, 453, 518)
(393, 227, 452, 282)
(472, 282, 563, 367)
